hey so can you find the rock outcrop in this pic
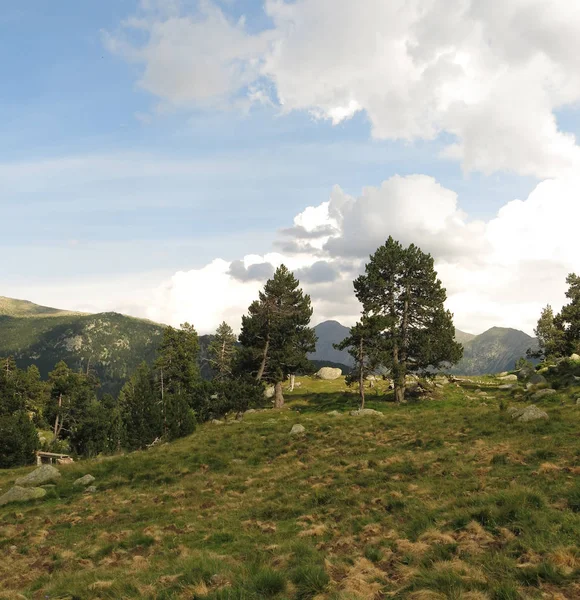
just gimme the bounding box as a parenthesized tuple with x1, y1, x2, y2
(15, 465, 61, 487)
(315, 367, 342, 380)
(0, 486, 47, 506)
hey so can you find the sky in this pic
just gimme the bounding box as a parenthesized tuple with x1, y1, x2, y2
(2, 0, 580, 335)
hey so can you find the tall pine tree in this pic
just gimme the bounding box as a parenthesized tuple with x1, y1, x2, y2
(208, 321, 237, 381)
(354, 237, 462, 402)
(238, 265, 316, 407)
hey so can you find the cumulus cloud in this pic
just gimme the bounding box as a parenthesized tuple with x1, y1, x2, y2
(228, 259, 274, 282)
(107, 0, 580, 176)
(140, 174, 580, 336)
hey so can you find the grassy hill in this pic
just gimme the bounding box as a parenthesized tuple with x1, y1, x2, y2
(0, 298, 165, 395)
(2, 376, 580, 599)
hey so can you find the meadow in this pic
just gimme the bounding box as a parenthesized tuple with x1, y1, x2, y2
(1, 376, 580, 599)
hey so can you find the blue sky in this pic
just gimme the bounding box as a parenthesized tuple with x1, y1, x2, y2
(2, 0, 580, 333)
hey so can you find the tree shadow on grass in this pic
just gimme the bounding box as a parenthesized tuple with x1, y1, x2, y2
(288, 389, 395, 414)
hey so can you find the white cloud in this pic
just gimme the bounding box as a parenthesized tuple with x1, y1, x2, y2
(107, 0, 580, 177)
(138, 174, 580, 336)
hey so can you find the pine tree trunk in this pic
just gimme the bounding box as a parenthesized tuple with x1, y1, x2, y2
(53, 393, 63, 439)
(358, 337, 365, 409)
(395, 383, 406, 404)
(289, 374, 295, 392)
(274, 381, 284, 408)
(256, 335, 270, 381)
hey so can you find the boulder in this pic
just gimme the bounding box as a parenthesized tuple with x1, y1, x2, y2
(508, 405, 549, 422)
(498, 372, 509, 377)
(85, 486, 97, 493)
(73, 474, 96, 487)
(315, 367, 342, 380)
(570, 353, 580, 362)
(350, 408, 384, 417)
(530, 389, 557, 401)
(327, 410, 342, 416)
(529, 373, 548, 386)
(498, 374, 518, 381)
(290, 424, 306, 435)
(15, 465, 61, 487)
(0, 486, 47, 507)
(264, 385, 275, 399)
(517, 367, 535, 382)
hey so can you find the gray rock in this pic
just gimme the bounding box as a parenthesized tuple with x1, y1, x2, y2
(211, 419, 224, 425)
(498, 371, 509, 377)
(315, 367, 342, 380)
(498, 384, 517, 390)
(84, 486, 97, 493)
(498, 374, 518, 381)
(73, 474, 96, 487)
(531, 389, 557, 401)
(327, 410, 341, 416)
(350, 408, 384, 417)
(570, 353, 580, 362)
(508, 404, 549, 422)
(290, 424, 306, 435)
(0, 486, 47, 506)
(576, 398, 580, 405)
(245, 409, 257, 414)
(517, 367, 535, 382)
(264, 385, 275, 399)
(529, 373, 548, 386)
(15, 465, 61, 487)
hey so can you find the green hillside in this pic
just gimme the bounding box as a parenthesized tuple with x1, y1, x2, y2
(1, 375, 580, 598)
(0, 298, 165, 395)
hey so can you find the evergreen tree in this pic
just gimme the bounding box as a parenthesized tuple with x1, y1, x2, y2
(334, 314, 385, 408)
(354, 237, 462, 403)
(119, 362, 163, 450)
(155, 323, 201, 436)
(208, 321, 237, 380)
(530, 304, 565, 360)
(0, 411, 39, 468)
(238, 265, 317, 407)
(555, 273, 580, 355)
(47, 361, 98, 443)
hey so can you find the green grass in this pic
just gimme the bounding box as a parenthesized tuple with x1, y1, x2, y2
(1, 375, 580, 598)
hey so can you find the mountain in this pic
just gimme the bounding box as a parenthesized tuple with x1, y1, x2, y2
(448, 326, 539, 375)
(311, 319, 538, 375)
(0, 297, 165, 395)
(309, 320, 353, 367)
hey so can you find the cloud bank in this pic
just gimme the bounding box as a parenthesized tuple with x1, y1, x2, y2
(139, 175, 580, 336)
(107, 0, 580, 177)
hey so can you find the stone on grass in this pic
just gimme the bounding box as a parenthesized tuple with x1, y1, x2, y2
(350, 408, 384, 417)
(85, 486, 98, 493)
(530, 389, 557, 401)
(327, 410, 341, 416)
(211, 419, 224, 425)
(570, 353, 580, 362)
(517, 367, 535, 382)
(498, 384, 517, 390)
(0, 486, 46, 506)
(73, 474, 96, 487)
(498, 374, 518, 381)
(508, 405, 549, 422)
(290, 424, 306, 435)
(529, 373, 548, 386)
(315, 367, 342, 380)
(15, 464, 61, 487)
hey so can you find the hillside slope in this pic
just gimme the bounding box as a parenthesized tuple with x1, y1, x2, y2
(1, 377, 579, 598)
(0, 298, 165, 395)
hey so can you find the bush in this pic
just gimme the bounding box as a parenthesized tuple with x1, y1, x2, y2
(0, 411, 39, 468)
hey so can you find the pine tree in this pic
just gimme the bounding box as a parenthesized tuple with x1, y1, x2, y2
(119, 362, 163, 450)
(155, 323, 200, 435)
(555, 273, 580, 355)
(208, 321, 237, 380)
(354, 237, 462, 403)
(531, 305, 565, 360)
(238, 265, 317, 407)
(334, 314, 385, 409)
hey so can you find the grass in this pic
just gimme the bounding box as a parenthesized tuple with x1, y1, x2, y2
(1, 375, 580, 598)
